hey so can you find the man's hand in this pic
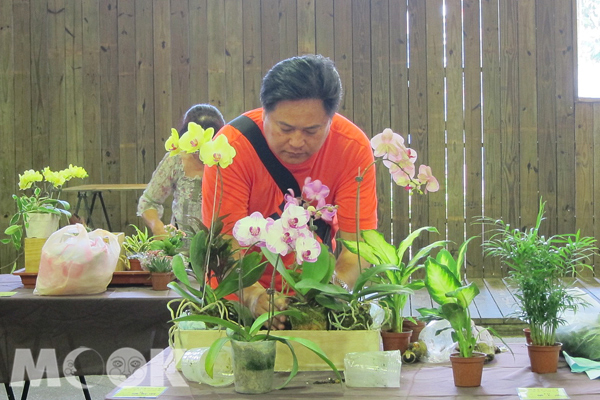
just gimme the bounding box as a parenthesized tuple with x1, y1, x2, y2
(242, 284, 289, 330)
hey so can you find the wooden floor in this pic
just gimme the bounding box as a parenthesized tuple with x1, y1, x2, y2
(403, 277, 600, 335)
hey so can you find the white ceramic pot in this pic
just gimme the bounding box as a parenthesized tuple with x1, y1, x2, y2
(25, 213, 60, 238)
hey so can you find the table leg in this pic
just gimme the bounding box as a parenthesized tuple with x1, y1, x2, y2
(78, 376, 91, 400)
(87, 192, 98, 228)
(97, 192, 112, 232)
(3, 383, 15, 400)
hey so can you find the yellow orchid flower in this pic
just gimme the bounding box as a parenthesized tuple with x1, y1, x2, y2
(179, 122, 212, 154)
(200, 135, 236, 168)
(66, 164, 88, 179)
(42, 167, 66, 187)
(165, 128, 182, 156)
(18, 169, 43, 190)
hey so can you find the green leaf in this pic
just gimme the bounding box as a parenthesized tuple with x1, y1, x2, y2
(397, 226, 438, 262)
(337, 238, 381, 265)
(173, 315, 247, 339)
(248, 310, 301, 336)
(361, 230, 399, 265)
(215, 253, 266, 299)
(424, 257, 461, 305)
(436, 249, 458, 279)
(271, 338, 299, 389)
(167, 281, 204, 305)
(171, 254, 191, 286)
(4, 225, 21, 235)
(447, 281, 480, 310)
(204, 336, 232, 378)
(271, 335, 342, 382)
(353, 263, 399, 292)
(407, 239, 448, 269)
(454, 236, 478, 278)
(299, 243, 335, 284)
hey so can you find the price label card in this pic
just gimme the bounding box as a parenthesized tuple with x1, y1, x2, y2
(112, 386, 167, 398)
(518, 388, 570, 400)
(0, 292, 17, 297)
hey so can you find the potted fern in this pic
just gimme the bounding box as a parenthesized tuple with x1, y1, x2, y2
(482, 200, 596, 373)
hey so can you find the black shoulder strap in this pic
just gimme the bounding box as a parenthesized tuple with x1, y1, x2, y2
(229, 115, 332, 249)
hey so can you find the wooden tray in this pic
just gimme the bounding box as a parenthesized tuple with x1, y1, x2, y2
(13, 269, 152, 289)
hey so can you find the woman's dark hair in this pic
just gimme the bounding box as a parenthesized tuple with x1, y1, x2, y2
(260, 54, 342, 117)
(179, 104, 225, 135)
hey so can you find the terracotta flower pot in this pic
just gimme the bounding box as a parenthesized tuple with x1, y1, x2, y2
(150, 272, 174, 290)
(381, 330, 413, 354)
(231, 340, 276, 394)
(402, 320, 427, 343)
(523, 327, 532, 345)
(527, 342, 562, 374)
(128, 258, 143, 271)
(449, 352, 486, 387)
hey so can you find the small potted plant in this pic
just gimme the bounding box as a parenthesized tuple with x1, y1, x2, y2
(144, 251, 175, 290)
(123, 225, 155, 271)
(482, 199, 596, 373)
(338, 227, 446, 352)
(2, 165, 88, 250)
(418, 237, 488, 387)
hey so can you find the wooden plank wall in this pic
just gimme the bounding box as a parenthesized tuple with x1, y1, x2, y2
(1, 0, 599, 278)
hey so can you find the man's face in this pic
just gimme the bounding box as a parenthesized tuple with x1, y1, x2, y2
(263, 99, 332, 164)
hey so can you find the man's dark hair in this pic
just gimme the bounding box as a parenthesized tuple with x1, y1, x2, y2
(260, 54, 342, 116)
(179, 103, 226, 135)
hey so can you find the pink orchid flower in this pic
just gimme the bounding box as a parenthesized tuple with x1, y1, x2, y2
(370, 128, 407, 158)
(302, 177, 330, 209)
(264, 219, 298, 256)
(232, 211, 268, 247)
(294, 235, 322, 265)
(281, 204, 310, 230)
(417, 165, 440, 193)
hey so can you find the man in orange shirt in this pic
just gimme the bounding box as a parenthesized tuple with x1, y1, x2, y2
(202, 55, 377, 328)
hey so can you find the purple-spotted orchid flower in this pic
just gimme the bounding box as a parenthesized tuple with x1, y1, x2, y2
(233, 212, 268, 247)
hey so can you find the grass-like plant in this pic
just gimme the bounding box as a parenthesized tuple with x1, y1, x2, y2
(482, 200, 597, 346)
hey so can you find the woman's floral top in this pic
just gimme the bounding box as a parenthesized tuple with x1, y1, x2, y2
(137, 153, 202, 227)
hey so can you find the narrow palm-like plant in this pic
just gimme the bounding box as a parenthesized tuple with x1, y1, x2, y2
(482, 200, 597, 346)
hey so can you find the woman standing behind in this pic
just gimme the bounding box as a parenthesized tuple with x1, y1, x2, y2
(138, 104, 226, 237)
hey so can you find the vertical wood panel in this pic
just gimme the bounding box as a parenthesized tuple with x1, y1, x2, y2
(0, 0, 16, 270)
(99, 0, 119, 225)
(593, 104, 600, 276)
(407, 0, 429, 265)
(48, 1, 67, 170)
(188, 0, 209, 105)
(297, 0, 316, 55)
(351, 0, 371, 134)
(371, 0, 391, 241)
(333, 0, 352, 118)
(446, 0, 465, 255)
(425, 0, 445, 247)
(517, 0, 538, 233)
(118, 0, 138, 227)
(389, 0, 409, 247)
(555, 0, 576, 234)
(278, 0, 297, 61)
(536, 0, 557, 235)
(153, 0, 172, 157)
(30, 0, 50, 170)
(481, 0, 501, 275)
(135, 0, 155, 184)
(463, 0, 483, 277)
(260, 0, 279, 75)
(315, 0, 334, 58)
(82, 0, 102, 186)
(207, 0, 225, 112)
(499, 0, 519, 235)
(575, 103, 594, 277)
(170, 0, 191, 124)
(224, 0, 244, 121)
(242, 0, 262, 111)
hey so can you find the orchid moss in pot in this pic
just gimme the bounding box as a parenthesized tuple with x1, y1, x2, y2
(482, 199, 596, 373)
(338, 227, 447, 352)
